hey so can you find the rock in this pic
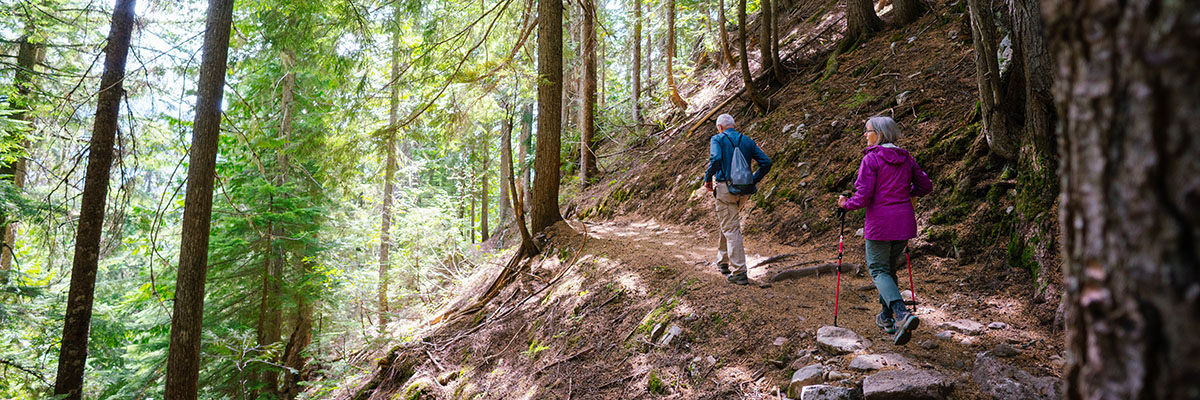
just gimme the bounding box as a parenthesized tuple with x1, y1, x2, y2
(972, 354, 1062, 400)
(959, 336, 979, 346)
(934, 331, 955, 340)
(1049, 355, 1065, 370)
(706, 355, 718, 366)
(992, 343, 1021, 358)
(918, 340, 938, 350)
(783, 124, 795, 134)
(437, 370, 461, 385)
(789, 364, 827, 395)
(649, 323, 666, 341)
(850, 353, 914, 371)
(855, 228, 865, 237)
(659, 325, 682, 347)
(817, 326, 872, 355)
(900, 290, 916, 303)
(863, 369, 953, 399)
(774, 336, 789, 346)
(800, 384, 859, 400)
(939, 319, 986, 336)
(797, 162, 812, 178)
(988, 322, 1008, 330)
(826, 370, 850, 381)
(896, 90, 913, 105)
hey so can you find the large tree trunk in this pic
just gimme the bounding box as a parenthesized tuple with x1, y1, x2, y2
(379, 11, 401, 333)
(737, 0, 769, 112)
(1047, 0, 1200, 398)
(665, 0, 688, 110)
(280, 258, 314, 399)
(580, 0, 599, 183)
(758, 0, 775, 76)
(532, 0, 565, 234)
(843, 0, 882, 50)
(52, 1, 136, 397)
(718, 0, 735, 67)
(163, 0, 235, 396)
(967, 0, 1017, 160)
(891, 0, 924, 26)
(770, 0, 783, 77)
(0, 30, 40, 282)
(632, 0, 642, 124)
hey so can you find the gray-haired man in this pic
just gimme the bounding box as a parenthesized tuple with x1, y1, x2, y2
(704, 114, 772, 285)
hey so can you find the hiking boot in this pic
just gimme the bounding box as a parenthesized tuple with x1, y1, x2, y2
(726, 271, 749, 285)
(716, 263, 730, 275)
(890, 300, 919, 345)
(876, 312, 897, 334)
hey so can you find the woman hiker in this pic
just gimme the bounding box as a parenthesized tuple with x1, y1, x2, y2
(837, 116, 933, 345)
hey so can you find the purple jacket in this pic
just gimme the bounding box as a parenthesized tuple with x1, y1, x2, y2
(842, 144, 933, 241)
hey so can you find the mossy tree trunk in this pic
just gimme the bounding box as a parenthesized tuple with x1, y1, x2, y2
(581, 0, 599, 182)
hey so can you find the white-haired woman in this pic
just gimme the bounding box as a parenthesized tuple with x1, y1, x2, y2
(837, 116, 933, 345)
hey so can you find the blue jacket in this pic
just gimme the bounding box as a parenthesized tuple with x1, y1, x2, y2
(704, 128, 772, 186)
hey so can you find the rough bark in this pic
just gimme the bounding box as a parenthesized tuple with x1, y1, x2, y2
(891, 0, 924, 26)
(52, 1, 135, 397)
(480, 134, 490, 242)
(531, 0, 565, 234)
(580, 0, 599, 183)
(281, 259, 314, 400)
(379, 11, 400, 333)
(665, 0, 688, 110)
(1047, 0, 1200, 398)
(498, 114, 514, 227)
(843, 0, 882, 51)
(718, 0, 735, 66)
(518, 103, 533, 213)
(0, 32, 39, 281)
(758, 0, 775, 76)
(737, 0, 769, 112)
(967, 0, 1017, 160)
(163, 0, 235, 396)
(632, 0, 642, 124)
(770, 0, 783, 77)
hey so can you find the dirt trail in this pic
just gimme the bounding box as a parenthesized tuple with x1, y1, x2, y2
(397, 214, 1062, 399)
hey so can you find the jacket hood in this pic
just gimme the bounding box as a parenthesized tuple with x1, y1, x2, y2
(863, 145, 912, 165)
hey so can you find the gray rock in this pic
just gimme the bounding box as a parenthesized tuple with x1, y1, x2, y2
(774, 336, 789, 346)
(972, 354, 1062, 400)
(797, 162, 812, 178)
(817, 326, 872, 355)
(706, 355, 718, 366)
(659, 325, 683, 347)
(789, 364, 827, 395)
(855, 228, 865, 237)
(939, 319, 986, 336)
(934, 331, 955, 340)
(918, 340, 938, 350)
(800, 384, 859, 400)
(863, 369, 953, 399)
(959, 336, 979, 346)
(900, 290, 916, 303)
(992, 343, 1021, 358)
(826, 370, 851, 381)
(783, 124, 795, 134)
(988, 322, 1008, 330)
(850, 353, 914, 371)
(896, 90, 913, 105)
(649, 323, 666, 341)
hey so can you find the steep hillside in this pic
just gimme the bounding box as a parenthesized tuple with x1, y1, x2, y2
(334, 1, 1066, 399)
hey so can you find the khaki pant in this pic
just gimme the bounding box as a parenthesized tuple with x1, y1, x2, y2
(714, 182, 748, 274)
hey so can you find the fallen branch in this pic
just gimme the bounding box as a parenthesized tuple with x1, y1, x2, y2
(754, 253, 800, 267)
(767, 262, 864, 282)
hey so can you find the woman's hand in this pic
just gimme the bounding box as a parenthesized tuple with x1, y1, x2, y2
(837, 195, 848, 208)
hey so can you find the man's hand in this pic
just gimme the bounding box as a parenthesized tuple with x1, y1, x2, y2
(837, 195, 848, 208)
(705, 181, 714, 192)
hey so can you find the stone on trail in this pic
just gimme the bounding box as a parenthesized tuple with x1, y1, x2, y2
(826, 370, 851, 381)
(934, 331, 955, 340)
(855, 228, 865, 237)
(988, 321, 1008, 330)
(863, 369, 953, 400)
(917, 340, 938, 350)
(972, 354, 1062, 400)
(789, 364, 827, 395)
(849, 353, 914, 371)
(991, 343, 1021, 358)
(817, 326, 872, 355)
(900, 290, 916, 304)
(658, 325, 682, 347)
(774, 336, 789, 346)
(938, 319, 986, 336)
(799, 384, 859, 400)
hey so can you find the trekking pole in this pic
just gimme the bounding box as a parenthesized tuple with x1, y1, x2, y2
(834, 207, 846, 327)
(905, 245, 916, 303)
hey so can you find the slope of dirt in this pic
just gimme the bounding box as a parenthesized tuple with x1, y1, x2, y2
(335, 0, 1065, 398)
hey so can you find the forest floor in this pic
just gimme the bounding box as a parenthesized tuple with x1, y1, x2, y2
(335, 0, 1067, 398)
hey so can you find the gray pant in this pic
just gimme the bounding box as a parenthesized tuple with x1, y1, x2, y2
(866, 239, 908, 312)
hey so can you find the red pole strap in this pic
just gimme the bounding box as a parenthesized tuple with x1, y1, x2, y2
(905, 245, 916, 303)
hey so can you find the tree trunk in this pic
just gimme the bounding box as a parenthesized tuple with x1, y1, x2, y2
(580, 0, 599, 183)
(163, 0, 235, 396)
(498, 113, 514, 229)
(0, 31, 40, 283)
(1047, 0, 1200, 398)
(843, 0, 882, 50)
(379, 11, 400, 333)
(480, 133, 490, 242)
(52, 1, 135, 397)
(519, 103, 533, 213)
(645, 23, 653, 99)
(718, 0, 735, 67)
(666, 0, 688, 110)
(891, 0, 924, 26)
(632, 0, 642, 124)
(758, 0, 775, 76)
(770, 0, 783, 76)
(532, 0, 565, 234)
(738, 0, 769, 112)
(280, 258, 314, 399)
(967, 0, 1017, 160)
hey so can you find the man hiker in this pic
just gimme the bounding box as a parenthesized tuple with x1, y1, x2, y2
(704, 114, 772, 285)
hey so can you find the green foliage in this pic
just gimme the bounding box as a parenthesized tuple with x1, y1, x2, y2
(647, 370, 669, 395)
